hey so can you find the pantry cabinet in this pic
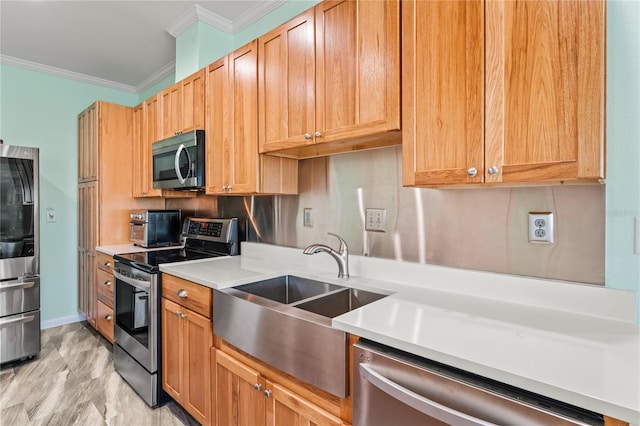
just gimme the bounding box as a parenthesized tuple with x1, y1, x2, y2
(162, 274, 213, 426)
(77, 102, 137, 338)
(402, 0, 605, 187)
(159, 69, 205, 140)
(258, 0, 401, 159)
(213, 349, 346, 426)
(205, 41, 298, 195)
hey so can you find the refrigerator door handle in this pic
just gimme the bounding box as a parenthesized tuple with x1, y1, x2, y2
(359, 363, 497, 426)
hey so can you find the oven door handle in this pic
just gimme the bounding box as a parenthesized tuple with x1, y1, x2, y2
(359, 363, 497, 426)
(0, 314, 36, 329)
(174, 144, 189, 185)
(114, 270, 151, 291)
(0, 279, 36, 291)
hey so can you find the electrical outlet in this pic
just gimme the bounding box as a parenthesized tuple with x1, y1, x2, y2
(303, 208, 313, 227)
(365, 208, 386, 232)
(528, 212, 554, 243)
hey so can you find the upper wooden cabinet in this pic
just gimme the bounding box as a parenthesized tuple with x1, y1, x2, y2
(259, 0, 401, 159)
(133, 96, 163, 197)
(159, 69, 206, 140)
(402, 0, 605, 187)
(206, 41, 298, 195)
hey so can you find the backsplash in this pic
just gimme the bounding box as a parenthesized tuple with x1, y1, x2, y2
(184, 146, 605, 285)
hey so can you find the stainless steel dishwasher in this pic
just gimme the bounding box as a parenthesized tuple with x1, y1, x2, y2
(353, 341, 604, 426)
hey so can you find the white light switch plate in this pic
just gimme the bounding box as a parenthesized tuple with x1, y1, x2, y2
(46, 208, 56, 223)
(365, 208, 386, 232)
(303, 208, 313, 227)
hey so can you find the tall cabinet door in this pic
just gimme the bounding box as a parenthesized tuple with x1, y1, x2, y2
(142, 95, 163, 196)
(258, 9, 315, 152)
(77, 181, 98, 325)
(401, 0, 485, 186)
(159, 82, 182, 140)
(181, 69, 206, 133)
(205, 56, 231, 194)
(315, 0, 401, 143)
(78, 103, 98, 182)
(484, 0, 605, 183)
(131, 103, 145, 197)
(162, 298, 184, 402)
(183, 308, 212, 425)
(228, 41, 259, 194)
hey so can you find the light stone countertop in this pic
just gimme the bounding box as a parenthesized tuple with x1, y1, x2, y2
(159, 242, 640, 424)
(96, 244, 182, 256)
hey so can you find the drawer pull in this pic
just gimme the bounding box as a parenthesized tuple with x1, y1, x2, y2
(104, 280, 111, 287)
(180, 313, 187, 319)
(254, 383, 262, 391)
(104, 261, 111, 268)
(104, 314, 112, 321)
(264, 390, 272, 398)
(177, 289, 188, 298)
(175, 310, 181, 317)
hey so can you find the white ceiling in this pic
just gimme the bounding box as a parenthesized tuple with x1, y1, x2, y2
(0, 1, 284, 93)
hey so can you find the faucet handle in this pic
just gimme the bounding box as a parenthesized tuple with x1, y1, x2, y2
(327, 233, 348, 254)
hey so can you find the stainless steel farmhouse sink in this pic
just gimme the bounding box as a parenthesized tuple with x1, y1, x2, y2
(213, 275, 388, 398)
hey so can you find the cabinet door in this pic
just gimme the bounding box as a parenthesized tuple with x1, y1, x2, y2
(402, 0, 485, 186)
(78, 181, 98, 326)
(132, 103, 145, 197)
(183, 308, 212, 425)
(95, 300, 114, 343)
(182, 69, 206, 133)
(78, 103, 98, 182)
(160, 82, 182, 140)
(142, 95, 163, 196)
(162, 298, 184, 402)
(485, 0, 605, 183)
(315, 0, 400, 143)
(215, 350, 266, 426)
(266, 381, 344, 426)
(228, 41, 259, 194)
(259, 8, 315, 152)
(205, 56, 231, 194)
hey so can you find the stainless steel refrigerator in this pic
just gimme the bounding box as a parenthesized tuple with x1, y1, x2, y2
(0, 143, 40, 364)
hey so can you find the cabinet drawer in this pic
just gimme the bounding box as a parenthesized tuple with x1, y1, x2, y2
(96, 268, 114, 308)
(96, 300, 114, 343)
(96, 252, 114, 274)
(162, 273, 212, 318)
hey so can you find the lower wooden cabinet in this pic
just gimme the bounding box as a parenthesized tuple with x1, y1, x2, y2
(162, 297, 213, 425)
(212, 348, 346, 426)
(95, 300, 114, 343)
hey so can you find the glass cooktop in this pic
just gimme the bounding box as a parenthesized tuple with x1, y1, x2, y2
(115, 248, 228, 273)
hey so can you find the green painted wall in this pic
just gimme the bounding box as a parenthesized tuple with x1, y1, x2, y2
(0, 63, 138, 324)
(198, 22, 233, 71)
(175, 24, 201, 82)
(605, 0, 640, 323)
(138, 73, 175, 103)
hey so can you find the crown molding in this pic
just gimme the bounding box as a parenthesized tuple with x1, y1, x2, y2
(0, 54, 137, 94)
(232, 0, 287, 33)
(135, 60, 176, 94)
(166, 4, 232, 38)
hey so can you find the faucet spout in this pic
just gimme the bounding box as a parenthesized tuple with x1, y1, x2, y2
(303, 233, 350, 278)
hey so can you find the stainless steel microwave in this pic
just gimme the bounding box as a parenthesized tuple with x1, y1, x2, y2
(152, 130, 205, 190)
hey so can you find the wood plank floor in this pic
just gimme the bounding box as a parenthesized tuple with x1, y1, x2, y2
(0, 322, 198, 426)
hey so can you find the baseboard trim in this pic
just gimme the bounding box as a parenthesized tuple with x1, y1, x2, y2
(41, 313, 85, 330)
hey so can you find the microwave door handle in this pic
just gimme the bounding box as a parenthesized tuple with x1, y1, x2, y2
(174, 144, 187, 185)
(359, 363, 497, 426)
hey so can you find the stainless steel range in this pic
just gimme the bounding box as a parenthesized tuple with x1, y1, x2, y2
(112, 217, 239, 407)
(0, 144, 40, 365)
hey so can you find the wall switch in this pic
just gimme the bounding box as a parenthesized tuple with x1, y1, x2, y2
(365, 208, 386, 232)
(528, 212, 553, 243)
(46, 208, 56, 223)
(303, 208, 313, 227)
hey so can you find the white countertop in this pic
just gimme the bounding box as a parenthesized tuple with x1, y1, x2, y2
(96, 244, 182, 256)
(159, 242, 640, 424)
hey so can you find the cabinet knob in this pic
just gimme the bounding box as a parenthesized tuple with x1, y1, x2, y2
(104, 314, 112, 321)
(177, 289, 188, 298)
(180, 313, 187, 319)
(304, 133, 311, 140)
(175, 310, 181, 317)
(104, 280, 111, 287)
(315, 131, 322, 138)
(488, 165, 500, 175)
(141, 191, 147, 195)
(467, 167, 478, 177)
(254, 383, 262, 391)
(104, 261, 111, 268)
(264, 390, 272, 398)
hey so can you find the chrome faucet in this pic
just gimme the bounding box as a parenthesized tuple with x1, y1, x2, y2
(303, 233, 350, 278)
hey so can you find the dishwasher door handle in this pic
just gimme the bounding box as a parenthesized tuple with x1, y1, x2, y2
(359, 363, 497, 426)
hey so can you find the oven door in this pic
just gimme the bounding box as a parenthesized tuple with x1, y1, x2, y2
(114, 262, 157, 373)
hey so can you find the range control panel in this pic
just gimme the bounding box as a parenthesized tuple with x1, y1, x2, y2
(182, 217, 237, 244)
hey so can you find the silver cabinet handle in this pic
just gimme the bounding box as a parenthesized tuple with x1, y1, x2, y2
(0, 279, 36, 291)
(104, 261, 111, 268)
(104, 280, 111, 287)
(304, 133, 311, 140)
(359, 364, 497, 426)
(263, 390, 272, 398)
(315, 131, 322, 138)
(177, 289, 188, 298)
(104, 314, 112, 321)
(467, 167, 478, 177)
(180, 313, 187, 319)
(254, 383, 262, 391)
(175, 310, 181, 317)
(488, 166, 499, 175)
